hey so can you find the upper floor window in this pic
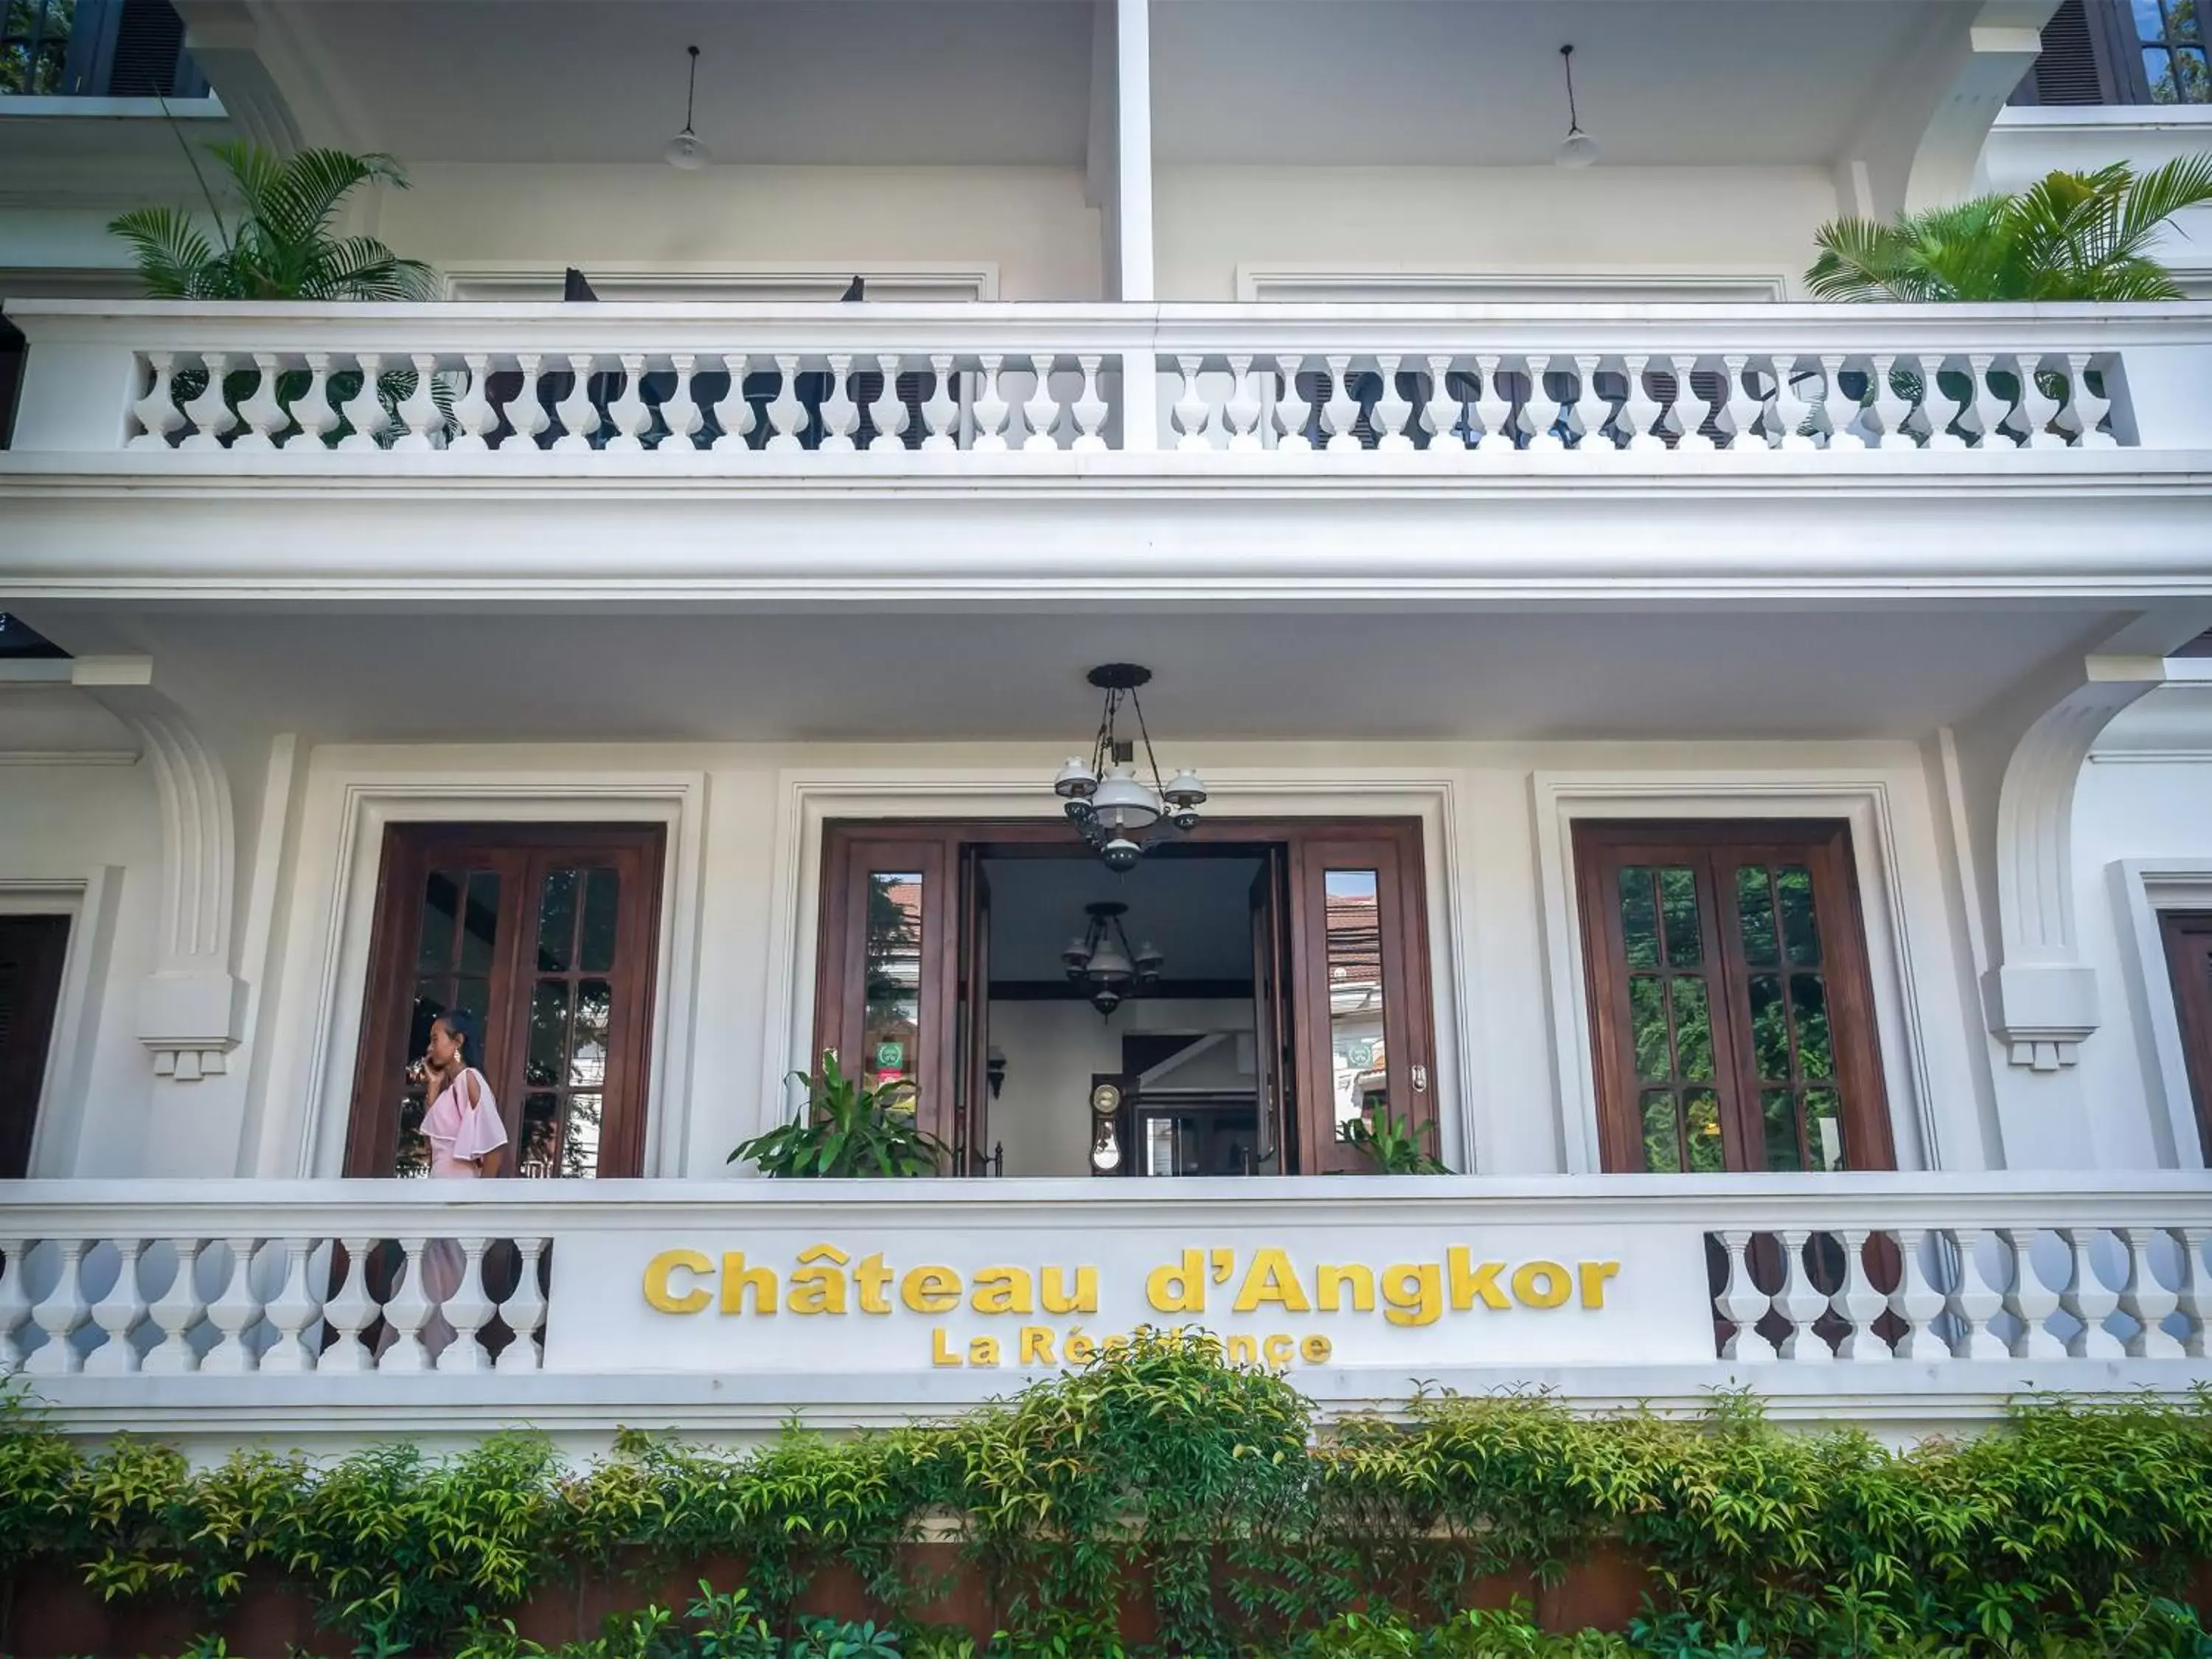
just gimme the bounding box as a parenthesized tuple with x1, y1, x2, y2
(2135, 0, 2208, 102)
(1, 0, 206, 99)
(2016, 0, 2209, 105)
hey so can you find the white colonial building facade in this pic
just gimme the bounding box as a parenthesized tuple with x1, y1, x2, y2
(0, 0, 2208, 1455)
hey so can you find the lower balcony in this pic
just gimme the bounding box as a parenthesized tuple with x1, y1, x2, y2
(3, 1172, 2208, 1453)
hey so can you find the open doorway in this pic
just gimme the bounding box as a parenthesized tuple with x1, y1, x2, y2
(811, 819, 1436, 1177)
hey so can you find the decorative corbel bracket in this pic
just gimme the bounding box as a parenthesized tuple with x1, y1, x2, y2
(72, 658, 243, 1081)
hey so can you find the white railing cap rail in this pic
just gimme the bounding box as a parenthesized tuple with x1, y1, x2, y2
(7, 298, 2212, 357)
(3, 1171, 2208, 1237)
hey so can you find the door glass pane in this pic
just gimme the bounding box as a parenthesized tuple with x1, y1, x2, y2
(1761, 1088, 1802, 1171)
(1658, 868, 1703, 967)
(1777, 865, 1821, 966)
(516, 863, 623, 1180)
(1735, 866, 1778, 966)
(579, 868, 621, 973)
(573, 978, 611, 1086)
(1683, 1089, 1725, 1172)
(1792, 973, 1833, 1078)
(1806, 1088, 1845, 1171)
(863, 871, 923, 1109)
(1640, 1089, 1681, 1172)
(1630, 976, 1669, 1079)
(417, 872, 460, 970)
(1747, 973, 1789, 1081)
(1672, 979, 1714, 1080)
(563, 1092, 603, 1177)
(398, 868, 499, 1178)
(537, 869, 580, 972)
(520, 1091, 560, 1176)
(1325, 870, 1387, 1133)
(1618, 869, 1659, 968)
(459, 872, 500, 973)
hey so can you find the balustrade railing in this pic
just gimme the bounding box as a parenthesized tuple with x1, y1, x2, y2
(7, 301, 2208, 464)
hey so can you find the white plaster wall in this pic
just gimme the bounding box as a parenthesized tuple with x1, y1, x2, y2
(362, 164, 1105, 301)
(1980, 109, 2212, 297)
(1152, 165, 1843, 301)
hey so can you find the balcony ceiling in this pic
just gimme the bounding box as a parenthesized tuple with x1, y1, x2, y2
(1151, 0, 1968, 167)
(14, 605, 2119, 746)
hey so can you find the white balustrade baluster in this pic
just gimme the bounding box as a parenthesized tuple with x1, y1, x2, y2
(1568, 353, 1608, 451)
(390, 352, 445, 451)
(1225, 355, 1264, 453)
(658, 353, 703, 454)
(1866, 354, 1912, 448)
(553, 354, 603, 452)
(1470, 354, 1512, 455)
(24, 1240, 88, 1375)
(920, 355, 960, 451)
(288, 352, 338, 453)
(1944, 1228, 2008, 1359)
(232, 353, 288, 451)
(495, 1238, 548, 1372)
(2118, 1226, 2185, 1358)
(971, 355, 1011, 452)
(1775, 1230, 1834, 1362)
(1021, 353, 1062, 453)
(1373, 355, 1413, 453)
(338, 353, 391, 451)
(1070, 355, 1110, 453)
(819, 354, 861, 453)
(84, 1239, 147, 1375)
(763, 355, 807, 452)
(1720, 355, 1764, 452)
(1273, 355, 1312, 453)
(1771, 355, 1815, 451)
(140, 1239, 203, 1374)
(1321, 355, 1362, 452)
(440, 1239, 497, 1373)
(1998, 1228, 2065, 1359)
(1716, 1231, 1777, 1362)
(1418, 355, 1461, 458)
(1671, 355, 1716, 452)
(179, 352, 236, 451)
(504, 354, 549, 456)
(1818, 353, 1865, 451)
(0, 1239, 35, 1371)
(2065, 351, 2118, 448)
(258, 1239, 323, 1374)
(378, 1237, 434, 1372)
(1832, 1229, 1892, 1362)
(2059, 1227, 2126, 1357)
(128, 352, 185, 448)
(319, 1238, 377, 1373)
(449, 354, 497, 452)
(1621, 355, 1664, 453)
(198, 1237, 263, 1374)
(711, 354, 755, 453)
(1919, 354, 1966, 450)
(2176, 1227, 2209, 1357)
(2015, 354, 2062, 449)
(1965, 352, 2010, 449)
(1523, 355, 1567, 453)
(869, 355, 909, 456)
(603, 352, 652, 452)
(1888, 1228, 1950, 1360)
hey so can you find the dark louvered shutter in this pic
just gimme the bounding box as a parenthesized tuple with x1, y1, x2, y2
(106, 0, 199, 96)
(2014, 0, 2146, 105)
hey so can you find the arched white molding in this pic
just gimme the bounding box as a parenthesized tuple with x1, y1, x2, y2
(71, 657, 243, 1082)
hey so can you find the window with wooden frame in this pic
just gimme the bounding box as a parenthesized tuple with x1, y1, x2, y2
(2160, 910, 2212, 1160)
(344, 824, 665, 1178)
(1574, 821, 1893, 1175)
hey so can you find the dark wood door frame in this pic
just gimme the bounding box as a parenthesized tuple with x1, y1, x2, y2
(2159, 910, 2212, 1162)
(0, 914, 71, 1180)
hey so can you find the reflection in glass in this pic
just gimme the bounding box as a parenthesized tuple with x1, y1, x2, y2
(863, 871, 924, 1110)
(460, 872, 499, 974)
(1735, 866, 1778, 965)
(418, 872, 459, 970)
(1777, 865, 1820, 965)
(1684, 1089, 1725, 1172)
(526, 981, 570, 1088)
(399, 869, 498, 1177)
(538, 869, 579, 972)
(1324, 870, 1387, 1130)
(1672, 979, 1714, 1081)
(1630, 977, 1669, 1080)
(1731, 860, 1846, 1173)
(580, 869, 620, 972)
(573, 979, 611, 1086)
(1641, 1090, 1680, 1173)
(1761, 1088, 1800, 1170)
(1659, 868, 1702, 967)
(1618, 868, 1659, 969)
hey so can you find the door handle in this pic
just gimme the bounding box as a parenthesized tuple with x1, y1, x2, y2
(1411, 1064, 1428, 1093)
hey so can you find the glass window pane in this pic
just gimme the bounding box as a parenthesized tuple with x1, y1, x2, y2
(1792, 973, 1834, 1079)
(526, 980, 571, 1088)
(1630, 976, 1670, 1080)
(561, 1092, 602, 1178)
(1326, 870, 1388, 1130)
(2133, 0, 2164, 39)
(1683, 1089, 1726, 1173)
(1640, 1090, 1681, 1172)
(408, 977, 449, 1061)
(459, 871, 501, 974)
(1672, 978, 1714, 1082)
(1762, 1088, 1804, 1171)
(519, 1093, 560, 1177)
(2177, 0, 2203, 39)
(1618, 867, 1659, 968)
(1806, 1088, 1846, 1171)
(536, 869, 580, 972)
(1776, 865, 1821, 966)
(579, 867, 620, 973)
(572, 978, 611, 1087)
(863, 870, 924, 1107)
(417, 871, 460, 970)
(1747, 973, 1790, 1082)
(394, 1093, 429, 1178)
(2146, 44, 2180, 97)
(2175, 46, 2209, 97)
(1659, 868, 1703, 967)
(1735, 866, 1778, 965)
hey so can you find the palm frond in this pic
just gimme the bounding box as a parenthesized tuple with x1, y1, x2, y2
(105, 206, 230, 299)
(2110, 153, 2212, 265)
(310, 236, 445, 302)
(260, 148, 411, 248)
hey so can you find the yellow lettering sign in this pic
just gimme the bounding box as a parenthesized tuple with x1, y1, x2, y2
(720, 1252, 778, 1317)
(1147, 1250, 1208, 1313)
(902, 1265, 961, 1314)
(1512, 1260, 1571, 1309)
(1231, 1248, 1312, 1314)
(1579, 1260, 1621, 1309)
(643, 1249, 712, 1315)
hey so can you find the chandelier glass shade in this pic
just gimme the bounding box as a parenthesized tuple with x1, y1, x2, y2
(1052, 664, 1206, 869)
(1063, 902, 1164, 1016)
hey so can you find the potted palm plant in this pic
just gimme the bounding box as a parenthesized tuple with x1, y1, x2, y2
(730, 1052, 951, 1178)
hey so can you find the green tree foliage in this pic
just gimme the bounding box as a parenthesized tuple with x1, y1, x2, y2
(1806, 159, 2212, 302)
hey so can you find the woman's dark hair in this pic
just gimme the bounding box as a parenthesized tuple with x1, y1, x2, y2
(433, 1006, 481, 1070)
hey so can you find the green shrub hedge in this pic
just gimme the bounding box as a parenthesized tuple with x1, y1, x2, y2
(1, 1333, 2208, 1658)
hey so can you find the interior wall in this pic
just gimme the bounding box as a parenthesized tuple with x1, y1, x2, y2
(1152, 164, 1843, 300)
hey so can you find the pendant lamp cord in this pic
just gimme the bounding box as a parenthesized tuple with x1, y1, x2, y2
(1560, 44, 1580, 131)
(684, 44, 699, 131)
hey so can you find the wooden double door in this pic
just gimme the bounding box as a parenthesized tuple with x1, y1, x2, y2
(344, 824, 665, 1178)
(813, 819, 1437, 1176)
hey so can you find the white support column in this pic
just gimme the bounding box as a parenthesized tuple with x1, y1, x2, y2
(1112, 0, 1159, 451)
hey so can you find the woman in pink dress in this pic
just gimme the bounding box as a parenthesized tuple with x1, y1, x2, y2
(412, 1009, 508, 1357)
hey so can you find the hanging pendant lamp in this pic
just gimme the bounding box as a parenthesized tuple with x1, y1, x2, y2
(1554, 44, 1599, 170)
(664, 45, 710, 170)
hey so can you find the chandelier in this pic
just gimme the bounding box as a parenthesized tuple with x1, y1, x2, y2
(1052, 664, 1206, 870)
(1062, 902, 1164, 1016)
